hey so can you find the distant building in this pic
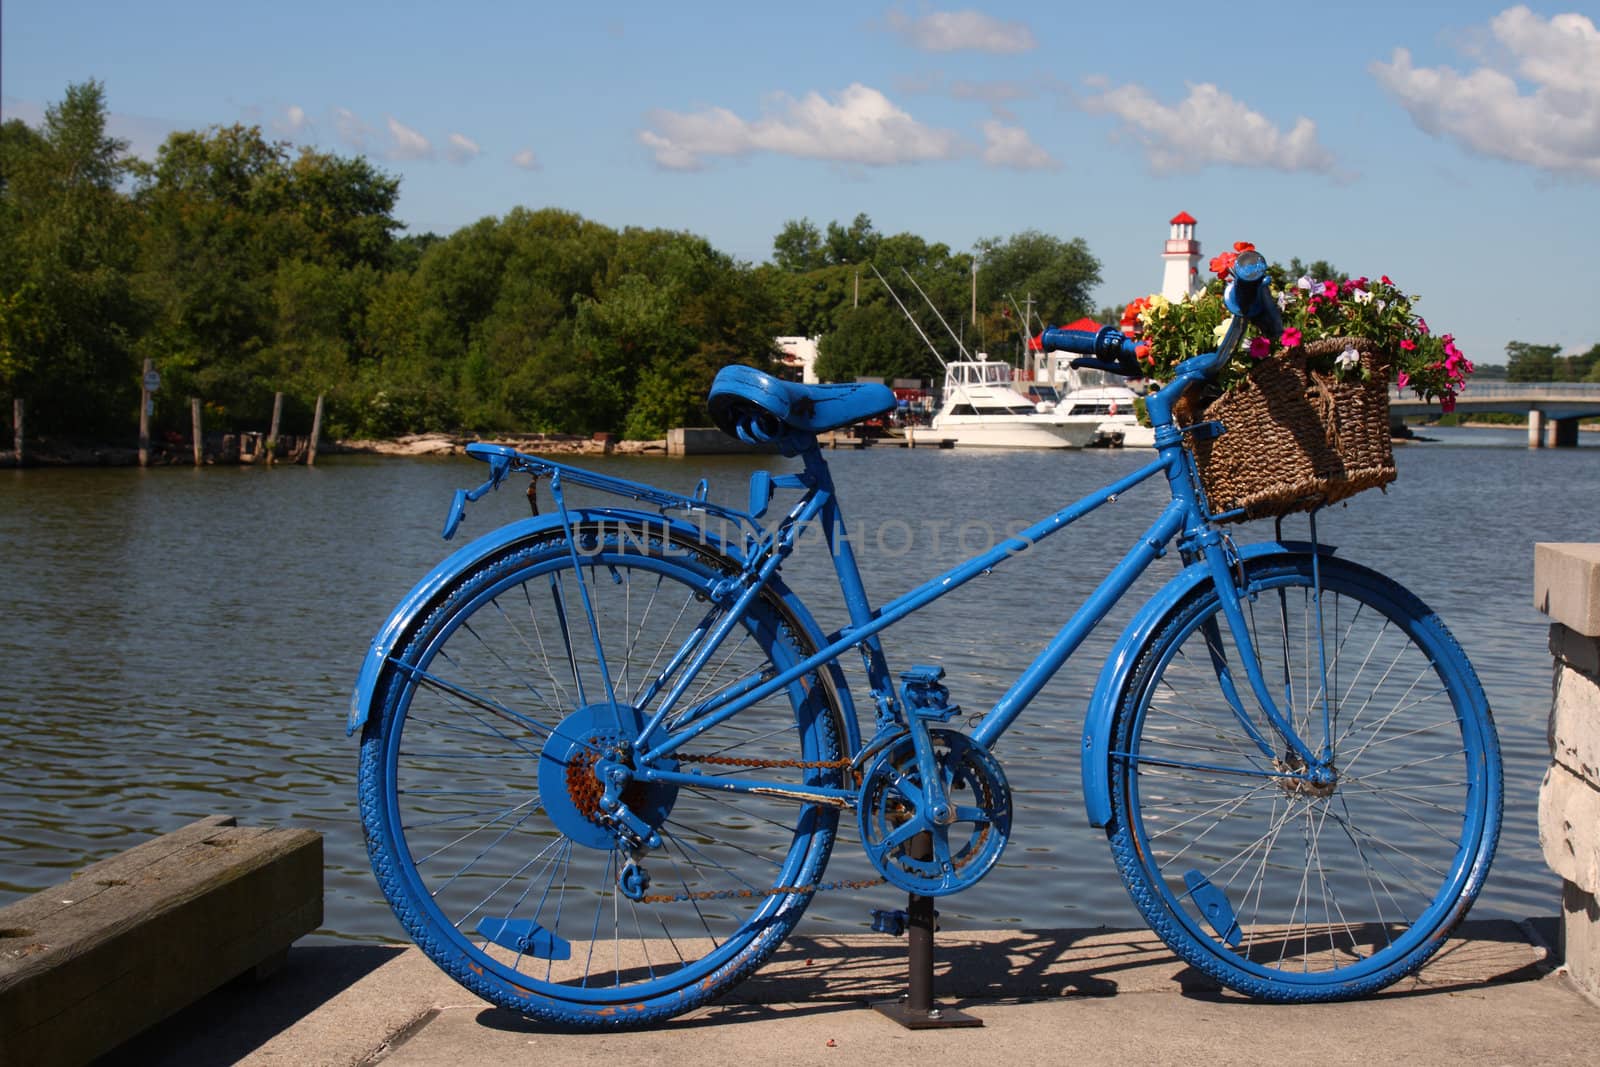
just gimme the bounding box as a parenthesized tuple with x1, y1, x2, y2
(775, 335, 820, 384)
(1161, 211, 1202, 301)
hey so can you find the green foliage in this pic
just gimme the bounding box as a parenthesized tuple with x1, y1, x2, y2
(815, 303, 939, 383)
(1505, 340, 1599, 382)
(10, 83, 1289, 447)
(0, 81, 143, 434)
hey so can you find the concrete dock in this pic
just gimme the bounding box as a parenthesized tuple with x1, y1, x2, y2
(98, 918, 1600, 1066)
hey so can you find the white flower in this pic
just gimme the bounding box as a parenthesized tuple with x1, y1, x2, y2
(1376, 299, 1387, 312)
(1353, 288, 1373, 304)
(1336, 345, 1361, 370)
(1297, 275, 1313, 290)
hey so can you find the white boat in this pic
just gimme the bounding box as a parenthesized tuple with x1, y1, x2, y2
(1060, 364, 1154, 449)
(932, 358, 1101, 449)
(1020, 345, 1155, 449)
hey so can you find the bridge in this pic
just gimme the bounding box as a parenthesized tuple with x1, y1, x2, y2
(1389, 381, 1600, 447)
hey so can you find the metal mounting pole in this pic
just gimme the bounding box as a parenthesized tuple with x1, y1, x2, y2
(872, 832, 982, 1029)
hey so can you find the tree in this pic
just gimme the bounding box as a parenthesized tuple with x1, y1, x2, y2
(131, 124, 402, 427)
(974, 230, 1100, 328)
(772, 218, 826, 273)
(824, 213, 881, 266)
(815, 303, 939, 383)
(0, 81, 143, 435)
(1506, 341, 1560, 382)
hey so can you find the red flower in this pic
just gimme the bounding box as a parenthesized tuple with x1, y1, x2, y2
(1233, 240, 1256, 253)
(1209, 251, 1238, 276)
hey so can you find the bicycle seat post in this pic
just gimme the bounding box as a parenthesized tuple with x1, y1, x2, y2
(871, 831, 983, 1031)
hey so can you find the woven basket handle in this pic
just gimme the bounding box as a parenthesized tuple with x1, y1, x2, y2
(1309, 371, 1343, 451)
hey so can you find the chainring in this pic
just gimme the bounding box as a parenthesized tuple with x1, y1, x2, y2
(856, 727, 1011, 896)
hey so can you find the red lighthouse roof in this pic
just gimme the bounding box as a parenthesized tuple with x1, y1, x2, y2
(1170, 210, 1197, 225)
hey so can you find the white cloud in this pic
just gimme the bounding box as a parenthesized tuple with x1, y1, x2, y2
(1081, 82, 1336, 175)
(387, 117, 433, 160)
(640, 83, 961, 170)
(1372, 7, 1600, 178)
(273, 104, 310, 138)
(334, 107, 374, 151)
(885, 8, 1035, 54)
(512, 147, 542, 171)
(446, 132, 480, 164)
(981, 120, 1057, 170)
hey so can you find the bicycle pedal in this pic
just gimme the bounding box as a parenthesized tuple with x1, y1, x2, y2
(899, 665, 959, 722)
(871, 909, 909, 936)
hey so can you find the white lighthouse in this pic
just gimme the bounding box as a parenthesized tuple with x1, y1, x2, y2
(1160, 211, 1201, 301)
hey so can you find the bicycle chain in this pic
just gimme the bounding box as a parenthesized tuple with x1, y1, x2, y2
(635, 751, 880, 903)
(675, 752, 854, 770)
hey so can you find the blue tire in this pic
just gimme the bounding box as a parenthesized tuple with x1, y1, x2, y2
(358, 519, 847, 1028)
(1108, 554, 1501, 1000)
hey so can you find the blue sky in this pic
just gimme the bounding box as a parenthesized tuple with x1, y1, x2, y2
(6, 2, 1599, 367)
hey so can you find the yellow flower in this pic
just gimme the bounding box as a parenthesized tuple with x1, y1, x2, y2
(1212, 319, 1232, 342)
(1139, 293, 1171, 326)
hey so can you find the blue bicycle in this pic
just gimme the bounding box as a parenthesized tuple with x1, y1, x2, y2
(350, 252, 1501, 1028)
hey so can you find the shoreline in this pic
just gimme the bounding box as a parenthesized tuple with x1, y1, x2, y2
(1, 431, 670, 468)
(5, 420, 1595, 468)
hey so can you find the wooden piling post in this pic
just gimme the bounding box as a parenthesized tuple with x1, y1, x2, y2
(307, 394, 324, 466)
(191, 397, 203, 466)
(12, 398, 21, 468)
(138, 359, 153, 467)
(266, 391, 283, 466)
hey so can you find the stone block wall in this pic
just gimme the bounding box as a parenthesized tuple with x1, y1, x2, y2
(1535, 543, 1600, 1000)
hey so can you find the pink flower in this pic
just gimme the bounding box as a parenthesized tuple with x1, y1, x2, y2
(1322, 280, 1340, 299)
(1399, 338, 1417, 352)
(1416, 317, 1429, 336)
(1440, 393, 1456, 413)
(1397, 370, 1410, 389)
(1381, 275, 1394, 286)
(1248, 336, 1272, 359)
(1280, 326, 1303, 348)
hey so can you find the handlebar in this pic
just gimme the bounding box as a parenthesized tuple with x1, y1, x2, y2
(1223, 250, 1282, 342)
(1038, 248, 1283, 382)
(1038, 325, 1142, 377)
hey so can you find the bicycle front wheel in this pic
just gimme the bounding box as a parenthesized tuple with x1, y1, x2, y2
(1108, 554, 1501, 1000)
(358, 518, 849, 1028)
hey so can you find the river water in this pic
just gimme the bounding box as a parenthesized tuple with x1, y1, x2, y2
(1, 426, 1595, 941)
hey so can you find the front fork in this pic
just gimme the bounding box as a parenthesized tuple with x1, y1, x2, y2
(1197, 527, 1334, 782)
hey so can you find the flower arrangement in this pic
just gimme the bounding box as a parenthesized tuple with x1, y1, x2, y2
(1121, 242, 1474, 411)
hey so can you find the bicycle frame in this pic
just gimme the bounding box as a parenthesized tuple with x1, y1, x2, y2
(354, 343, 1338, 816)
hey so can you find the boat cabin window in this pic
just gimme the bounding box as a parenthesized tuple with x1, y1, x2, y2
(951, 361, 1016, 386)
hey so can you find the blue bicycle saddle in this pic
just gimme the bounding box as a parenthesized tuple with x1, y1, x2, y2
(708, 365, 896, 445)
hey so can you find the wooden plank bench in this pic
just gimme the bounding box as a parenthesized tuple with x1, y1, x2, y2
(0, 815, 322, 1066)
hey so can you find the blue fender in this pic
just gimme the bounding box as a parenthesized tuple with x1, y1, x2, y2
(1080, 540, 1334, 827)
(347, 507, 860, 751)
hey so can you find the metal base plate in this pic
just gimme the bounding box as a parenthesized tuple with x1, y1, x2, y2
(871, 999, 983, 1030)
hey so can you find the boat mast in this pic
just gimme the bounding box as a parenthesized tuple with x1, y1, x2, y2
(899, 268, 974, 362)
(869, 263, 950, 374)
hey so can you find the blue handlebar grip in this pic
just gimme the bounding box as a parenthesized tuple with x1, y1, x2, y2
(1223, 250, 1283, 342)
(1041, 325, 1137, 375)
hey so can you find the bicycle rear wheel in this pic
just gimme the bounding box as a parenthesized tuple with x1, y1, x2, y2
(1108, 554, 1501, 1000)
(358, 518, 849, 1028)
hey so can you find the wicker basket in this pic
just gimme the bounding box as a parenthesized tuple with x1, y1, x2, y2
(1183, 338, 1397, 522)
